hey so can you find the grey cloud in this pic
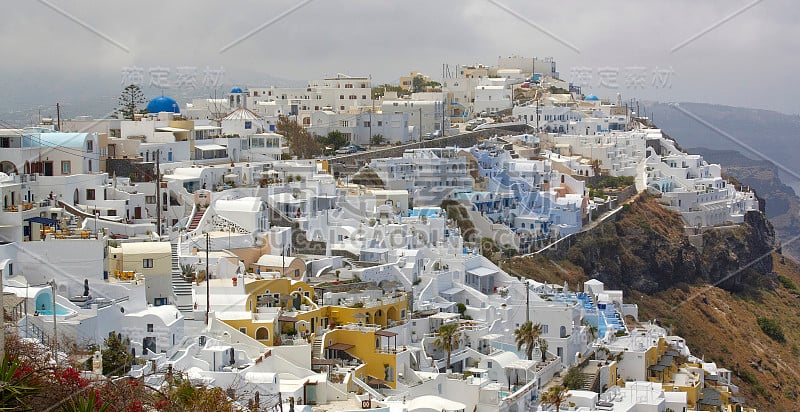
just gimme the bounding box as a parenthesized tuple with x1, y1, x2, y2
(0, 0, 797, 121)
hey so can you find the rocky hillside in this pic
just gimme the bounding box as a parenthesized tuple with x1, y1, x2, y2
(534, 194, 776, 294)
(690, 147, 800, 261)
(504, 194, 796, 410)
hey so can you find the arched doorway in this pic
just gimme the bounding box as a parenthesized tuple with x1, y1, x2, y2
(256, 327, 269, 341)
(386, 306, 399, 323)
(0, 161, 17, 175)
(74, 188, 79, 205)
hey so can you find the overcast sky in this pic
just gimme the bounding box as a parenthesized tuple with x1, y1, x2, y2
(2, 0, 797, 123)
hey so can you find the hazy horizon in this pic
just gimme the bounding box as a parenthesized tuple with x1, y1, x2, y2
(3, 0, 798, 123)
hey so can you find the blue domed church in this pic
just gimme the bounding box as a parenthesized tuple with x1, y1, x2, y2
(146, 96, 180, 114)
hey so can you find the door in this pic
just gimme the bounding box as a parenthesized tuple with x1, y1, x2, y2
(304, 382, 317, 405)
(143, 337, 156, 354)
(43, 161, 53, 176)
(134, 207, 142, 219)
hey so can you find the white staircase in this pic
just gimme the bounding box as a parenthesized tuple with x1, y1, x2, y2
(171, 242, 194, 317)
(312, 335, 325, 359)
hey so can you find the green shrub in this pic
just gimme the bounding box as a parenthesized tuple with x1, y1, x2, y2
(562, 366, 584, 390)
(756, 317, 785, 342)
(778, 275, 797, 291)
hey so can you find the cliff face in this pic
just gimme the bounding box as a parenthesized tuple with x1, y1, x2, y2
(700, 210, 776, 292)
(560, 195, 775, 294)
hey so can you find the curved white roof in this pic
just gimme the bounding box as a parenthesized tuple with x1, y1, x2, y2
(255, 254, 300, 268)
(127, 305, 182, 325)
(406, 395, 466, 412)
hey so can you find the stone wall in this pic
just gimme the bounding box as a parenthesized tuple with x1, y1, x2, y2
(329, 127, 528, 176)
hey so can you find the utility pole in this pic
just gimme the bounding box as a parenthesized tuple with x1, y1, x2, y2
(155, 149, 161, 237)
(418, 108, 422, 142)
(56, 103, 61, 132)
(206, 232, 210, 325)
(525, 279, 530, 323)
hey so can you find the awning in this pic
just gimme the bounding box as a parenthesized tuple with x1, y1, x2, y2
(649, 364, 666, 372)
(367, 376, 391, 387)
(467, 267, 497, 277)
(311, 358, 337, 366)
(278, 315, 298, 322)
(195, 144, 227, 151)
(375, 330, 398, 337)
(326, 343, 354, 351)
(24, 216, 58, 226)
(156, 126, 190, 132)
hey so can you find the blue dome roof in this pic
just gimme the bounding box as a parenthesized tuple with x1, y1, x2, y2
(230, 87, 244, 93)
(584, 94, 599, 101)
(146, 96, 180, 114)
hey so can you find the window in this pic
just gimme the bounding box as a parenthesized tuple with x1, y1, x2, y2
(487, 361, 493, 368)
(364, 121, 370, 127)
(377, 121, 383, 126)
(143, 258, 154, 268)
(145, 195, 156, 204)
(245, 121, 252, 129)
(294, 269, 300, 278)
(147, 324, 153, 332)
(339, 95, 345, 99)
(86, 189, 95, 200)
(239, 327, 247, 335)
(61, 161, 71, 175)
(87, 140, 94, 153)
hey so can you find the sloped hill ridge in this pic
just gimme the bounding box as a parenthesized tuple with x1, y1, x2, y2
(507, 194, 795, 409)
(550, 195, 775, 293)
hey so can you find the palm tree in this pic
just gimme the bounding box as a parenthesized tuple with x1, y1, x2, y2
(434, 323, 460, 372)
(540, 385, 570, 412)
(514, 321, 542, 360)
(537, 337, 549, 362)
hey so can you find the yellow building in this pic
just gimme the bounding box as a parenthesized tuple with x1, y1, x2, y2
(400, 71, 431, 91)
(108, 241, 172, 305)
(219, 277, 409, 388)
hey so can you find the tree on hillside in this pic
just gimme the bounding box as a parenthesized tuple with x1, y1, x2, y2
(117, 84, 146, 120)
(514, 321, 542, 360)
(320, 130, 348, 151)
(370, 134, 386, 146)
(538, 337, 548, 362)
(412, 75, 426, 93)
(540, 385, 571, 412)
(102, 332, 133, 376)
(434, 323, 460, 372)
(277, 115, 321, 159)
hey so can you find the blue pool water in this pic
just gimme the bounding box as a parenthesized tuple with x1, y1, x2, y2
(38, 304, 71, 316)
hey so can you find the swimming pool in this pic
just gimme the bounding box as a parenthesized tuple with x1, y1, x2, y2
(38, 303, 72, 316)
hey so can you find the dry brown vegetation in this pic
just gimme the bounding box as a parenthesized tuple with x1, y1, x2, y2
(500, 195, 798, 410)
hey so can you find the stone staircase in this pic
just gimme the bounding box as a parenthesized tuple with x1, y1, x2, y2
(187, 207, 206, 231)
(171, 242, 194, 317)
(581, 371, 597, 391)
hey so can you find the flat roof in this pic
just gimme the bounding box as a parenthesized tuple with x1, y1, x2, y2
(195, 144, 227, 151)
(467, 267, 497, 277)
